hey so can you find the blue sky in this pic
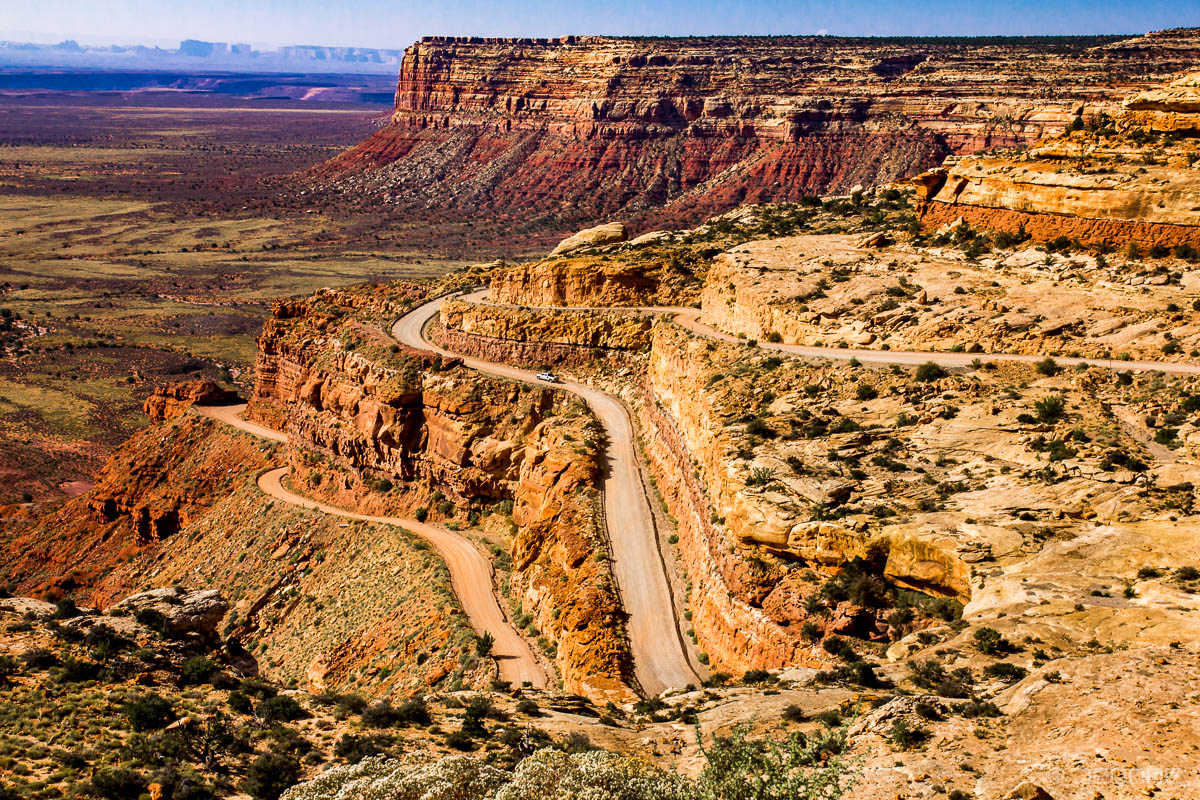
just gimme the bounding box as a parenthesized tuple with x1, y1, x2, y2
(4, 0, 1199, 49)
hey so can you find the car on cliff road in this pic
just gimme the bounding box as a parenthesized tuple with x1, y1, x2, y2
(536, 372, 560, 383)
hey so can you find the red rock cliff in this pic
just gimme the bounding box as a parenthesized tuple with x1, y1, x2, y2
(320, 30, 1200, 227)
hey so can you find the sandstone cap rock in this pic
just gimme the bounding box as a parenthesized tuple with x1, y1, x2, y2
(551, 222, 628, 255)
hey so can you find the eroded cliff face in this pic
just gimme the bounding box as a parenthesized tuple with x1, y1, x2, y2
(915, 70, 1200, 248)
(320, 31, 1200, 226)
(489, 253, 688, 307)
(436, 296, 652, 355)
(247, 286, 631, 698)
(632, 324, 981, 673)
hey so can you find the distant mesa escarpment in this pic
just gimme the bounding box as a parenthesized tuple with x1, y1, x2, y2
(318, 29, 1200, 227)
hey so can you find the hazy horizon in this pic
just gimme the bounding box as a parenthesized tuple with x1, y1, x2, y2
(4, 0, 1199, 51)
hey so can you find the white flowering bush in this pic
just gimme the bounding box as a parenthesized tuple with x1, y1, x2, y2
(279, 753, 508, 800)
(282, 728, 853, 800)
(493, 750, 692, 800)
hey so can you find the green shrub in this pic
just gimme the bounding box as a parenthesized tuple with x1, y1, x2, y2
(361, 701, 403, 728)
(907, 659, 947, 691)
(745, 418, 776, 439)
(1044, 235, 1073, 253)
(85, 623, 132, 657)
(123, 692, 176, 732)
(445, 730, 475, 751)
(983, 662, 1029, 683)
(395, 697, 431, 726)
(52, 597, 82, 619)
(914, 362, 945, 382)
(972, 626, 1006, 656)
(90, 768, 147, 799)
(889, 719, 930, 750)
(1035, 357, 1059, 376)
(57, 656, 100, 683)
(147, 766, 216, 800)
(746, 467, 775, 487)
(19, 647, 57, 669)
(957, 700, 1002, 718)
(741, 669, 774, 684)
(241, 753, 300, 800)
(259, 695, 307, 723)
(334, 733, 390, 764)
(1034, 395, 1066, 423)
(1154, 427, 1179, 446)
(698, 725, 852, 800)
(228, 691, 254, 715)
(179, 656, 219, 686)
(0, 656, 18, 686)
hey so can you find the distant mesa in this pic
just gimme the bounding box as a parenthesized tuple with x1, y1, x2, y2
(0, 36, 407, 74)
(316, 28, 1200, 227)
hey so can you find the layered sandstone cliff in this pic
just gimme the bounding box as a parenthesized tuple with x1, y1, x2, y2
(143, 380, 238, 423)
(321, 30, 1200, 226)
(630, 323, 985, 672)
(434, 296, 653, 366)
(916, 69, 1200, 248)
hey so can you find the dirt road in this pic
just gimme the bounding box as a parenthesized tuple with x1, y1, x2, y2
(393, 299, 700, 696)
(193, 404, 547, 690)
(458, 288, 1200, 376)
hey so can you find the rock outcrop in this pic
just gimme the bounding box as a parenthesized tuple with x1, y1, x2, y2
(916, 70, 1200, 248)
(319, 30, 1200, 226)
(698, 231, 1200, 363)
(143, 380, 238, 423)
(551, 222, 627, 255)
(436, 297, 653, 362)
(111, 586, 229, 637)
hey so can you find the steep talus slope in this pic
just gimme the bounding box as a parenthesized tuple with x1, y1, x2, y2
(319, 30, 1200, 226)
(0, 413, 482, 697)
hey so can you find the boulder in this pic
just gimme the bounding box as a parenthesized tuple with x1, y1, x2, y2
(1003, 783, 1055, 800)
(551, 222, 628, 255)
(857, 231, 891, 248)
(819, 479, 856, 505)
(112, 587, 229, 637)
(628, 229, 673, 247)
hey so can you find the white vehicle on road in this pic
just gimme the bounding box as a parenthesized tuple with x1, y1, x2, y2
(536, 371, 561, 383)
